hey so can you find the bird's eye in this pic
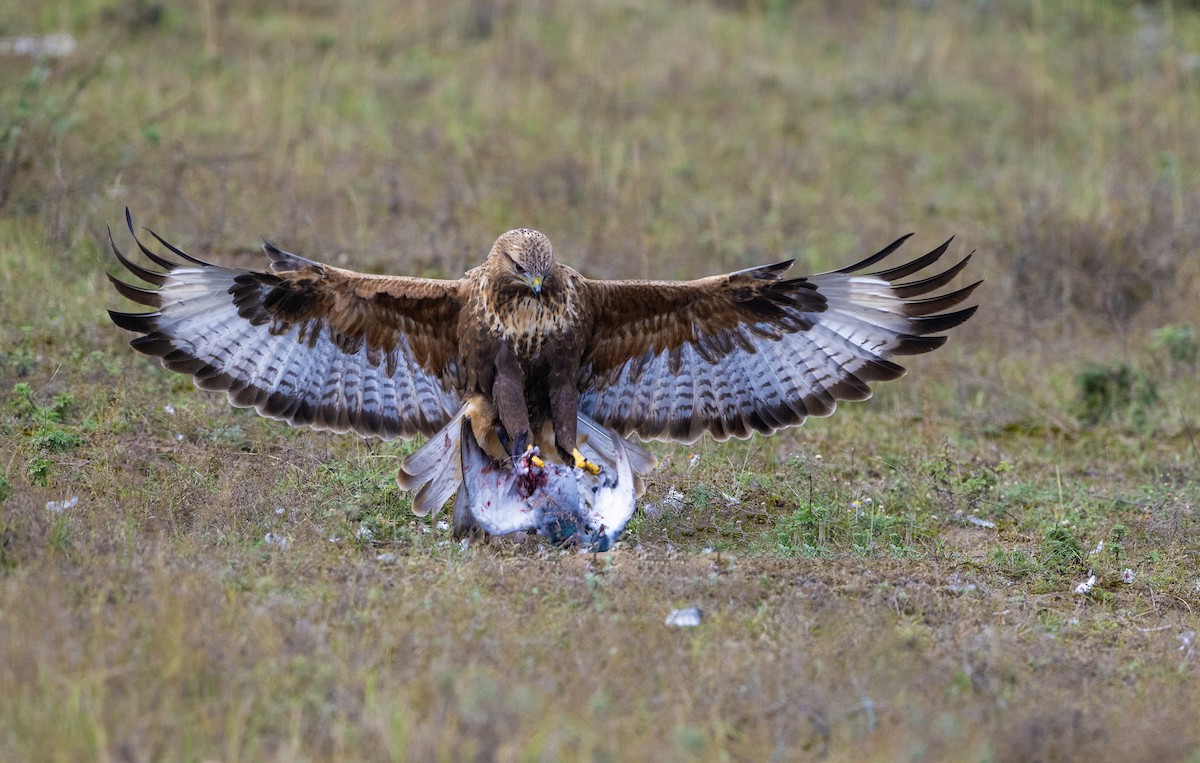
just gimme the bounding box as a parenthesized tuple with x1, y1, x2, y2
(505, 251, 525, 274)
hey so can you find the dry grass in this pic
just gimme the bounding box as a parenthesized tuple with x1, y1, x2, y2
(2, 1, 1200, 760)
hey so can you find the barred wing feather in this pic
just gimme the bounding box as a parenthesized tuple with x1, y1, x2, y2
(107, 211, 464, 440)
(578, 236, 979, 443)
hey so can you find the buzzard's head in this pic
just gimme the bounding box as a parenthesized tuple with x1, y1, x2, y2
(489, 228, 556, 297)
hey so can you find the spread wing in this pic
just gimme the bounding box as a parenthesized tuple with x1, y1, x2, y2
(577, 235, 980, 442)
(107, 210, 465, 439)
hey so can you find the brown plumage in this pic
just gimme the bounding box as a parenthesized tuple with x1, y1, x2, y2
(107, 210, 980, 527)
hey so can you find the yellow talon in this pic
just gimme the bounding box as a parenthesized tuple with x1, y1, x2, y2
(572, 448, 601, 475)
(523, 445, 545, 469)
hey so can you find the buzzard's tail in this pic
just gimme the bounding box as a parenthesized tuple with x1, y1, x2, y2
(398, 406, 467, 516)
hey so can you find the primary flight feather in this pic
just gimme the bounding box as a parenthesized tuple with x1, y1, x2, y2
(107, 210, 979, 532)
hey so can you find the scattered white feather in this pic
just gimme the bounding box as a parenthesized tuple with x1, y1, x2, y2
(664, 486, 685, 510)
(45, 496, 78, 513)
(665, 607, 703, 628)
(263, 532, 289, 549)
(1122, 568, 1135, 584)
(1074, 574, 1097, 594)
(1180, 631, 1196, 655)
(0, 33, 76, 58)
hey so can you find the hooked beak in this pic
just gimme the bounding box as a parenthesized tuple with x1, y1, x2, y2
(529, 275, 543, 296)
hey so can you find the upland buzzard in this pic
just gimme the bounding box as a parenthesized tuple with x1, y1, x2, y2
(107, 212, 979, 531)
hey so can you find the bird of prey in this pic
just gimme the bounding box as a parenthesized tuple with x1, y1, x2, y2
(107, 210, 979, 536)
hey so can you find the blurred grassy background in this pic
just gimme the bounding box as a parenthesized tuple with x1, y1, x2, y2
(4, 0, 1200, 423)
(2, 1, 1199, 760)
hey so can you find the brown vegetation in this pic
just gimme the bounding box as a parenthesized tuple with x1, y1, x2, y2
(2, 1, 1199, 760)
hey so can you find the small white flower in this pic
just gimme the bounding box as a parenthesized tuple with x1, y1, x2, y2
(163, 404, 175, 415)
(355, 525, 374, 541)
(1074, 574, 1097, 595)
(1122, 568, 1135, 584)
(175, 434, 184, 442)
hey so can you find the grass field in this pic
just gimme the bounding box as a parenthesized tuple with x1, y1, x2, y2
(2, 1, 1200, 760)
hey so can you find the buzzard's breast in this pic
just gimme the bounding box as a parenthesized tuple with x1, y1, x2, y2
(474, 282, 578, 362)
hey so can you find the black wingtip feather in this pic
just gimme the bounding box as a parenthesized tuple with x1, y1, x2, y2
(901, 280, 982, 317)
(108, 309, 160, 333)
(891, 254, 975, 298)
(106, 272, 162, 307)
(892, 335, 949, 355)
(871, 237, 954, 282)
(836, 233, 915, 274)
(128, 334, 177, 356)
(125, 209, 180, 270)
(854, 358, 907, 382)
(146, 228, 212, 267)
(907, 305, 979, 335)
(108, 224, 167, 286)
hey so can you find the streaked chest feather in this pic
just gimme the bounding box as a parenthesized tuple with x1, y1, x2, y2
(475, 276, 578, 358)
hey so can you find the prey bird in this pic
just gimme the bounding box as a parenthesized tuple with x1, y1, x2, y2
(107, 210, 979, 539)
